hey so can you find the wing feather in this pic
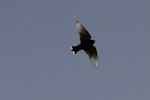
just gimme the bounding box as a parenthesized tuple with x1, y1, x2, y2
(76, 21, 91, 42)
(84, 46, 99, 68)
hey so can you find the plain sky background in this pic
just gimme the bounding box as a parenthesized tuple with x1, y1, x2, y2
(0, 0, 150, 100)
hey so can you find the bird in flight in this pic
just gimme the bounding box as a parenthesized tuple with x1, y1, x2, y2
(70, 21, 98, 68)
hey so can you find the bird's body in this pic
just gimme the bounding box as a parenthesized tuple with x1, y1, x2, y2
(70, 40, 95, 54)
(70, 21, 99, 68)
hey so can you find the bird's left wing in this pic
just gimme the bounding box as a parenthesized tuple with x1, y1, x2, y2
(84, 46, 99, 68)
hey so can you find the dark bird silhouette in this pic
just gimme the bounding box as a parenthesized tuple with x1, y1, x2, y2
(70, 21, 98, 68)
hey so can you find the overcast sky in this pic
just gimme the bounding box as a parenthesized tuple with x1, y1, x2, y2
(0, 0, 150, 100)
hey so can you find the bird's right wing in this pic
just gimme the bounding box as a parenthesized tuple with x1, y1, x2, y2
(76, 21, 91, 43)
(84, 46, 99, 68)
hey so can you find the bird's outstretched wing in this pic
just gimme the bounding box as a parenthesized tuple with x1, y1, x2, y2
(76, 21, 91, 43)
(84, 46, 98, 68)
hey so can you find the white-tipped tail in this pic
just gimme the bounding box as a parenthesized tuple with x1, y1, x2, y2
(70, 46, 75, 55)
(70, 46, 73, 50)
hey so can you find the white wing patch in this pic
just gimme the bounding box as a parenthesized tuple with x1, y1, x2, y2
(76, 21, 84, 33)
(90, 55, 99, 68)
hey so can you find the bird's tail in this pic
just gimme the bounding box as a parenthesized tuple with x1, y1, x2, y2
(70, 46, 79, 55)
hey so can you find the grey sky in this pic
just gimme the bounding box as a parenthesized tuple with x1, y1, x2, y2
(0, 0, 150, 100)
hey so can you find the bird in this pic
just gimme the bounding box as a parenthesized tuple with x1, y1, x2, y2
(70, 21, 98, 68)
